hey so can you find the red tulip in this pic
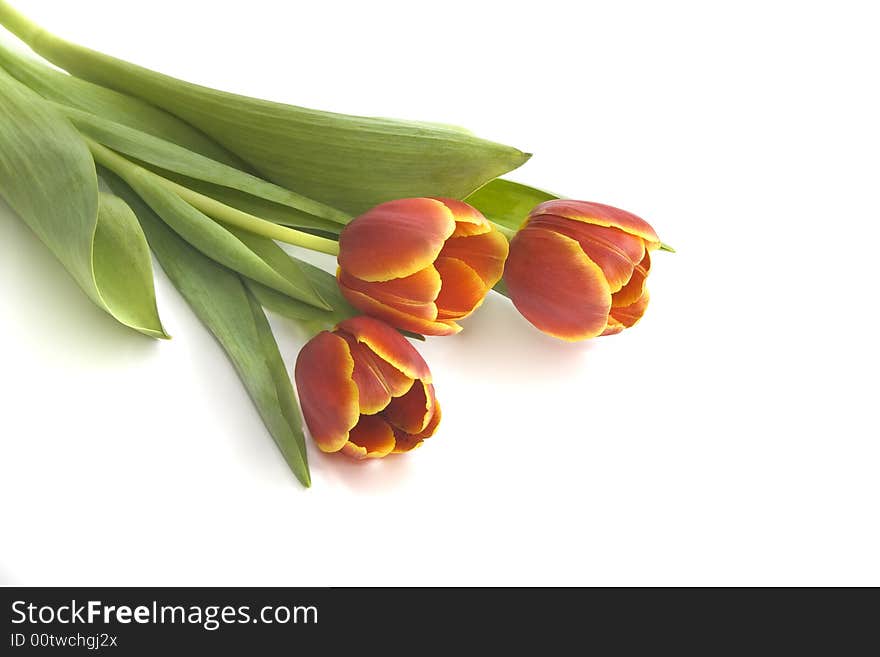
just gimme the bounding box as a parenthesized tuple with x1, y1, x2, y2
(337, 198, 509, 336)
(294, 316, 440, 459)
(504, 200, 661, 341)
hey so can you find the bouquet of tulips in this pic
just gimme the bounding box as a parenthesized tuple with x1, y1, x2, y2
(0, 2, 670, 486)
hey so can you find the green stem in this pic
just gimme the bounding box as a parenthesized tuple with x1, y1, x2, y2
(86, 139, 340, 256)
(164, 179, 340, 255)
(659, 242, 676, 253)
(0, 1, 41, 45)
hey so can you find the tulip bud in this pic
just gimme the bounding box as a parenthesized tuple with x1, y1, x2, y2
(336, 198, 509, 336)
(504, 200, 662, 341)
(294, 316, 440, 459)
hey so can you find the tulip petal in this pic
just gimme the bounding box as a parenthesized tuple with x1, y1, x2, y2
(384, 381, 435, 434)
(337, 316, 434, 382)
(609, 289, 650, 328)
(339, 288, 462, 336)
(529, 216, 644, 293)
(337, 265, 441, 321)
(392, 401, 442, 453)
(601, 318, 626, 336)
(390, 432, 424, 454)
(505, 227, 612, 341)
(294, 331, 359, 453)
(338, 198, 457, 282)
(434, 257, 490, 320)
(341, 415, 397, 459)
(438, 229, 509, 287)
(340, 287, 461, 335)
(367, 353, 416, 398)
(612, 250, 651, 308)
(418, 399, 442, 439)
(339, 330, 414, 402)
(531, 199, 661, 249)
(434, 198, 492, 237)
(339, 334, 413, 415)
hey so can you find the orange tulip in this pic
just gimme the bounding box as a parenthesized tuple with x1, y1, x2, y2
(294, 316, 440, 459)
(504, 200, 661, 341)
(337, 198, 509, 336)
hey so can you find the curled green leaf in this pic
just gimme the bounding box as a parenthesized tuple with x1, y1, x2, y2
(0, 67, 165, 338)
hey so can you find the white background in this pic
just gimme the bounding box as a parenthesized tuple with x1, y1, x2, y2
(1, 0, 877, 586)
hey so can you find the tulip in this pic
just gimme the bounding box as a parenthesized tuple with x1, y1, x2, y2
(336, 198, 509, 336)
(503, 200, 662, 341)
(294, 316, 441, 459)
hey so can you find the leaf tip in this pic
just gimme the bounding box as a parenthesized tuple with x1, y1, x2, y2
(136, 325, 171, 340)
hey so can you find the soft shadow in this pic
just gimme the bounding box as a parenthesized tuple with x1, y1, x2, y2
(308, 446, 415, 492)
(425, 292, 596, 382)
(0, 199, 161, 364)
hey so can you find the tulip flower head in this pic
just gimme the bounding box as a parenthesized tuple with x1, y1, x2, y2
(504, 200, 662, 341)
(337, 198, 509, 336)
(294, 316, 440, 459)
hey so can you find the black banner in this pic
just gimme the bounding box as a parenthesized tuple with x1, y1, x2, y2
(0, 587, 873, 653)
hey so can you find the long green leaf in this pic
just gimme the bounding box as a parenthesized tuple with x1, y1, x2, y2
(246, 289, 310, 469)
(296, 256, 361, 318)
(140, 168, 345, 235)
(227, 226, 336, 305)
(0, 39, 347, 233)
(243, 250, 361, 328)
(102, 167, 311, 487)
(0, 66, 165, 338)
(245, 280, 336, 325)
(0, 40, 243, 168)
(56, 103, 350, 226)
(105, 157, 329, 310)
(0, 1, 530, 215)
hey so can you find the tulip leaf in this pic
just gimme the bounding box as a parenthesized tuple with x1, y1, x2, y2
(0, 67, 166, 338)
(102, 167, 311, 487)
(0, 40, 243, 168)
(465, 178, 558, 232)
(246, 289, 309, 469)
(0, 39, 346, 232)
(138, 170, 344, 235)
(112, 163, 329, 310)
(56, 104, 350, 227)
(227, 226, 329, 302)
(93, 192, 169, 335)
(244, 252, 361, 328)
(245, 280, 336, 325)
(1, 5, 530, 215)
(298, 258, 361, 317)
